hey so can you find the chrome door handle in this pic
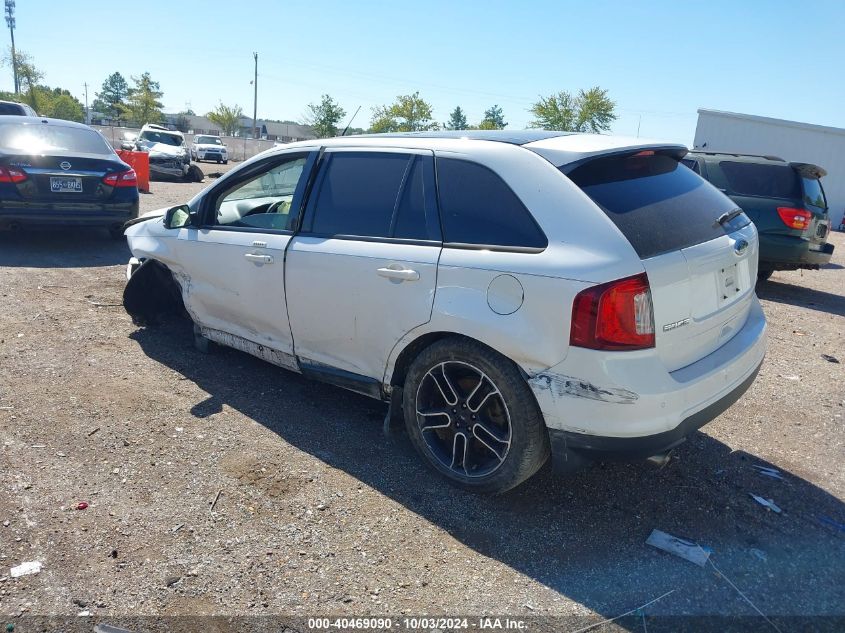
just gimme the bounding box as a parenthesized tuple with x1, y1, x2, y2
(244, 253, 274, 264)
(377, 266, 419, 281)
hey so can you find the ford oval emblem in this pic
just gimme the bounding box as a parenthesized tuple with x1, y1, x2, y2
(59, 161, 71, 170)
(734, 239, 748, 256)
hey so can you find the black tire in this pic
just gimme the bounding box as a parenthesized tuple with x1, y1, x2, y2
(757, 269, 773, 282)
(223, 160, 228, 165)
(403, 337, 550, 494)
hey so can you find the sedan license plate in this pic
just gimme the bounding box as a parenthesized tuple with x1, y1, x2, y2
(50, 176, 83, 193)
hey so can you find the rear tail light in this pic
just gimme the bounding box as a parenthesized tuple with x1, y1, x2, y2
(570, 273, 655, 351)
(0, 166, 27, 183)
(776, 207, 812, 230)
(103, 168, 138, 188)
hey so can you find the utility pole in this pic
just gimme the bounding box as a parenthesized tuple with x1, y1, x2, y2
(83, 82, 89, 124)
(252, 51, 258, 140)
(4, 0, 17, 94)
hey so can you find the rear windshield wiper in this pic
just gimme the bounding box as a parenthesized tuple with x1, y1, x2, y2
(717, 209, 745, 226)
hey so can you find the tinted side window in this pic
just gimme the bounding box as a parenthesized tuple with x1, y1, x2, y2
(0, 103, 24, 115)
(309, 152, 436, 240)
(568, 153, 745, 259)
(720, 161, 800, 199)
(436, 158, 547, 248)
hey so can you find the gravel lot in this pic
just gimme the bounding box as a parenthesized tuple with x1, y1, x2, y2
(0, 165, 843, 630)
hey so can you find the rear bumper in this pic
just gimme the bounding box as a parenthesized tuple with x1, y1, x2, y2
(759, 233, 834, 268)
(0, 203, 139, 228)
(531, 295, 767, 461)
(548, 360, 761, 460)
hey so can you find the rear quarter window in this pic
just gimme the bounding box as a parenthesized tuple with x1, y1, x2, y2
(567, 153, 746, 259)
(802, 177, 826, 209)
(436, 157, 547, 249)
(720, 161, 800, 199)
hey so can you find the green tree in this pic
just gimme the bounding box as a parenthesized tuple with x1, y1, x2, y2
(529, 87, 616, 133)
(2, 49, 44, 110)
(444, 106, 468, 130)
(478, 104, 507, 130)
(304, 94, 346, 138)
(207, 102, 244, 136)
(95, 72, 129, 120)
(39, 87, 84, 122)
(124, 72, 164, 126)
(369, 92, 437, 133)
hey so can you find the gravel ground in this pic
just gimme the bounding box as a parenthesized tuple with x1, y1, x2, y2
(0, 167, 843, 630)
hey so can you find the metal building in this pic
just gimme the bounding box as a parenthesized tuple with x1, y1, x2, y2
(693, 109, 845, 227)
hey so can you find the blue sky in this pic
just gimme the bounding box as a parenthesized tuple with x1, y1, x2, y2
(8, 0, 845, 144)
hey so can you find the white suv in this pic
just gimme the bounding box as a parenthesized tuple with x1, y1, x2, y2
(123, 131, 767, 493)
(192, 134, 228, 164)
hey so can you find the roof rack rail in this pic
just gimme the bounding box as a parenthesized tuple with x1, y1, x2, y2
(690, 150, 785, 162)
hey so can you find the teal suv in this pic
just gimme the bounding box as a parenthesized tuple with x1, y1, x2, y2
(683, 152, 833, 280)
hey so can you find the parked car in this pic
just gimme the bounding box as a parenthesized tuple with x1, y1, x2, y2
(122, 131, 767, 493)
(126, 124, 202, 182)
(0, 115, 139, 238)
(682, 152, 834, 280)
(192, 134, 228, 164)
(0, 100, 38, 116)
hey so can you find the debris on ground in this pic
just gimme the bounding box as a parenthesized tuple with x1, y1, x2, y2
(76, 501, 88, 510)
(817, 515, 845, 532)
(10, 561, 42, 577)
(568, 589, 675, 633)
(210, 489, 222, 512)
(750, 548, 768, 562)
(751, 465, 784, 481)
(821, 354, 840, 363)
(749, 494, 782, 513)
(709, 559, 782, 633)
(207, 171, 224, 179)
(646, 529, 710, 567)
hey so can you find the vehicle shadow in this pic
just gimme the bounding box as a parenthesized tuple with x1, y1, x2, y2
(0, 227, 130, 268)
(757, 280, 845, 317)
(131, 321, 845, 626)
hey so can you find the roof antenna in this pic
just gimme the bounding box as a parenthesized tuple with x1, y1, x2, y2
(341, 106, 361, 136)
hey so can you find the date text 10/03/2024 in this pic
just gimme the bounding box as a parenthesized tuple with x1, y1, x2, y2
(307, 617, 528, 630)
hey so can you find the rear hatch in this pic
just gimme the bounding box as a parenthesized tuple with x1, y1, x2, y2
(566, 150, 757, 372)
(712, 159, 830, 245)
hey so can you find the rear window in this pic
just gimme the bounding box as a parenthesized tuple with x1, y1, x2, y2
(567, 153, 746, 259)
(720, 161, 800, 199)
(0, 103, 25, 115)
(0, 122, 113, 155)
(802, 177, 826, 209)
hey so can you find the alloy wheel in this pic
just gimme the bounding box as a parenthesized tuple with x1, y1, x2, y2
(415, 361, 512, 478)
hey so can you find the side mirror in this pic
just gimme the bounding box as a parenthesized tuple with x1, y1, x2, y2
(163, 204, 194, 230)
(120, 142, 133, 151)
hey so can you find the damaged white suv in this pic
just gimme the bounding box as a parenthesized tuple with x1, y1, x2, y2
(123, 131, 767, 493)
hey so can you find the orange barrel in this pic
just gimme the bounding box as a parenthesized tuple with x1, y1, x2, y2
(116, 150, 150, 193)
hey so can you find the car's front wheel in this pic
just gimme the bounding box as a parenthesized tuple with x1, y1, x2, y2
(403, 338, 549, 494)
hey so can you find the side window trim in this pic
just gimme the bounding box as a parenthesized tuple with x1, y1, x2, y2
(198, 149, 319, 232)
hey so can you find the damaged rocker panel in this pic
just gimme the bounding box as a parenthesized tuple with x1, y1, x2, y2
(200, 327, 300, 372)
(530, 372, 639, 404)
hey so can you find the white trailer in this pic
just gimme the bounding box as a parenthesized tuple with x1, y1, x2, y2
(693, 109, 845, 229)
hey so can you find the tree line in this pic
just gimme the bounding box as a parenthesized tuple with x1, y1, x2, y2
(302, 87, 617, 138)
(1, 49, 617, 139)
